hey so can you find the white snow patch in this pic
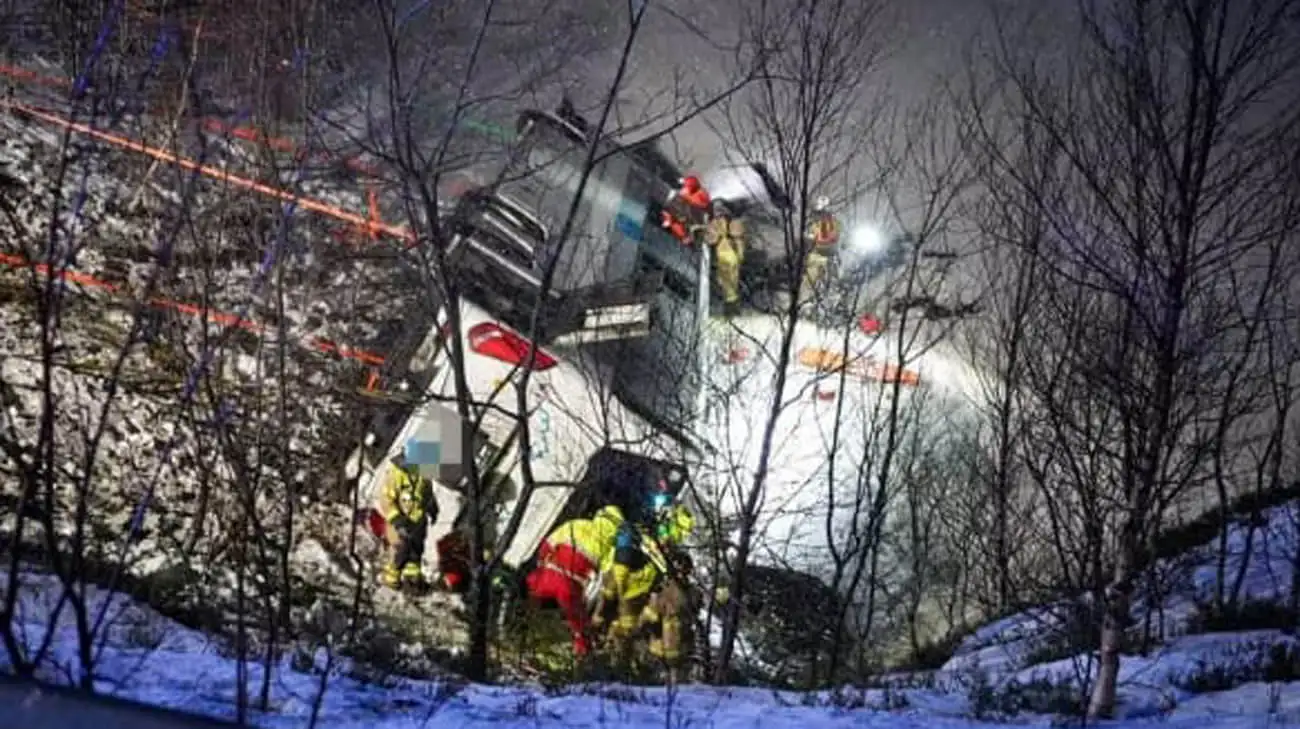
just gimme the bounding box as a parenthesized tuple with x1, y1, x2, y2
(0, 568, 1294, 728)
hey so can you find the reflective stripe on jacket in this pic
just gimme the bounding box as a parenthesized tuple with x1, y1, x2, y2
(706, 217, 745, 248)
(810, 215, 841, 251)
(541, 505, 625, 582)
(379, 463, 434, 523)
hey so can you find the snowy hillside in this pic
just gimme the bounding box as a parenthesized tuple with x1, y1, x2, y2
(6, 501, 1300, 727)
(1, 569, 1294, 729)
(0, 72, 480, 666)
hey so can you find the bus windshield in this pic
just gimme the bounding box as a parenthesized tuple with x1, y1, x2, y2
(512, 113, 782, 319)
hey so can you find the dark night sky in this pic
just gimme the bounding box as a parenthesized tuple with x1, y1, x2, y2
(539, 0, 1003, 169)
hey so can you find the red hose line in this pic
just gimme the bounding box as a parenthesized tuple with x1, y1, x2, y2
(0, 251, 385, 366)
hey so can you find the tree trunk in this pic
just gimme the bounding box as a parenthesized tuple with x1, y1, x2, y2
(1088, 550, 1133, 719)
(1290, 506, 1300, 632)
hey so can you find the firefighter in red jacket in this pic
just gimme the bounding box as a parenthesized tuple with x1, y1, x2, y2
(661, 175, 712, 244)
(524, 505, 627, 656)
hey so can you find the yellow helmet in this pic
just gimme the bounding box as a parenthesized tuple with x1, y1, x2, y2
(594, 505, 625, 525)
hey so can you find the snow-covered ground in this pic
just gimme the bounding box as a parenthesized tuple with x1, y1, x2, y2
(0, 98, 415, 541)
(0, 569, 1293, 728)
(6, 502, 1300, 727)
(0, 76, 477, 658)
(944, 502, 1300, 678)
(5, 45, 1300, 729)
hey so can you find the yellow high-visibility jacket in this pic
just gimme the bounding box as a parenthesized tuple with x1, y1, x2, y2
(542, 505, 626, 568)
(602, 526, 671, 602)
(809, 215, 841, 252)
(379, 462, 435, 524)
(706, 217, 746, 249)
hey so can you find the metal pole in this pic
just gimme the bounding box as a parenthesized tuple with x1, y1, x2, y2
(693, 242, 711, 424)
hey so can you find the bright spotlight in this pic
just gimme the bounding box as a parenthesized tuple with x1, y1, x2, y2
(848, 224, 887, 257)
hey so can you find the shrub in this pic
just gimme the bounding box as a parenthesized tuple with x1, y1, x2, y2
(969, 673, 1085, 720)
(1023, 603, 1106, 667)
(1189, 598, 1300, 635)
(1172, 640, 1300, 694)
(895, 629, 969, 672)
(876, 686, 911, 711)
(1149, 483, 1300, 567)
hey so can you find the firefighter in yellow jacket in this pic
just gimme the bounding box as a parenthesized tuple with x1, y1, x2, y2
(596, 503, 696, 667)
(377, 440, 437, 589)
(706, 201, 746, 317)
(525, 505, 627, 655)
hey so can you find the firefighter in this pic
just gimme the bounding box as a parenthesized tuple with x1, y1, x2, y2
(640, 505, 696, 668)
(435, 526, 472, 593)
(661, 175, 712, 244)
(678, 175, 712, 214)
(706, 200, 746, 316)
(799, 195, 842, 309)
(596, 503, 696, 670)
(643, 547, 694, 677)
(436, 472, 511, 591)
(525, 504, 627, 656)
(377, 441, 438, 590)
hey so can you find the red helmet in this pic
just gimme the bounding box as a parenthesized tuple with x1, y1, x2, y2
(682, 176, 701, 192)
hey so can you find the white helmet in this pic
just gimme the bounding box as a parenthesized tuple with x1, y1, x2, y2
(813, 196, 831, 213)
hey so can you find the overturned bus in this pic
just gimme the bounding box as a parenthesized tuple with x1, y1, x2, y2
(344, 103, 981, 647)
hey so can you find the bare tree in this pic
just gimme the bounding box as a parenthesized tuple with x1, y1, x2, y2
(958, 85, 1061, 614)
(0, 2, 368, 715)
(0, 15, 214, 686)
(348, 0, 757, 682)
(971, 0, 1300, 717)
(691, 0, 981, 684)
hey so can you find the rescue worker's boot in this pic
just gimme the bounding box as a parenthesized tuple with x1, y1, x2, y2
(604, 613, 640, 670)
(400, 562, 428, 592)
(380, 561, 402, 589)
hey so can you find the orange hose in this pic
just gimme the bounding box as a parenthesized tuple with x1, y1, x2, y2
(0, 65, 399, 369)
(0, 250, 385, 366)
(0, 252, 120, 292)
(199, 117, 384, 178)
(366, 186, 381, 241)
(0, 63, 71, 89)
(2, 100, 417, 246)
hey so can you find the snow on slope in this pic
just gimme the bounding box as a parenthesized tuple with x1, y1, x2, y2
(6, 499, 1300, 727)
(935, 501, 1300, 720)
(0, 92, 483, 656)
(0, 99, 425, 559)
(1, 568, 1292, 728)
